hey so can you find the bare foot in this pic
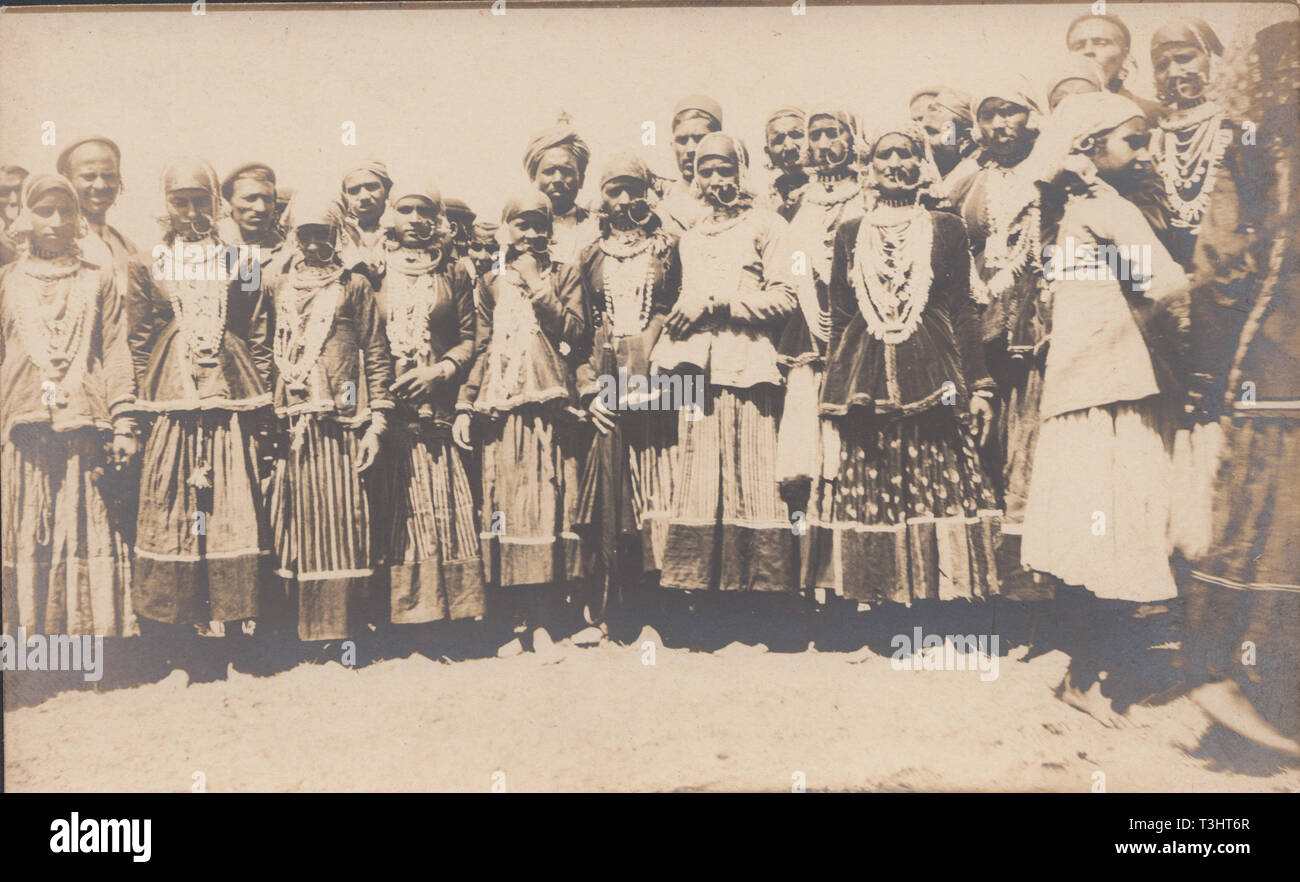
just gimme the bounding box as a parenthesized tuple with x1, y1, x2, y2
(1189, 680, 1300, 758)
(1057, 678, 1129, 728)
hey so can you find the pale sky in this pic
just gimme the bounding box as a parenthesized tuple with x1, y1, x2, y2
(0, 1, 1288, 248)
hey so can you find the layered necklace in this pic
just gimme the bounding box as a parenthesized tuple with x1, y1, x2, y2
(793, 171, 860, 343)
(852, 198, 934, 344)
(599, 232, 657, 337)
(164, 235, 230, 368)
(975, 167, 1040, 306)
(482, 264, 550, 403)
(384, 247, 441, 372)
(1154, 103, 1231, 228)
(13, 253, 95, 396)
(275, 259, 343, 393)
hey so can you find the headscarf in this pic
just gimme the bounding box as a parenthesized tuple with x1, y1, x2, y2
(471, 219, 499, 241)
(1046, 57, 1107, 107)
(340, 159, 392, 195)
(1150, 18, 1223, 58)
(55, 136, 121, 177)
(909, 87, 942, 109)
(932, 89, 974, 125)
(971, 76, 1043, 148)
(672, 94, 723, 129)
(7, 173, 85, 244)
(765, 105, 805, 128)
(388, 181, 443, 212)
(221, 162, 276, 201)
(284, 184, 345, 246)
(692, 132, 753, 201)
(598, 152, 652, 190)
(807, 106, 858, 141)
(500, 189, 553, 228)
(1020, 91, 1147, 187)
(443, 197, 475, 226)
(523, 122, 591, 184)
(860, 122, 943, 200)
(162, 157, 221, 201)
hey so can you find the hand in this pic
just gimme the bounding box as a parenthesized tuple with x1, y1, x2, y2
(391, 363, 452, 401)
(969, 395, 994, 447)
(110, 433, 138, 467)
(588, 396, 617, 435)
(665, 300, 708, 338)
(452, 412, 473, 451)
(355, 429, 381, 473)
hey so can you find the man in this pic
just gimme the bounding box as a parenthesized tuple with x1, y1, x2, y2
(762, 105, 808, 221)
(1066, 11, 1162, 119)
(219, 162, 285, 285)
(522, 121, 597, 265)
(655, 94, 722, 234)
(922, 88, 979, 184)
(0, 164, 29, 264)
(339, 158, 392, 287)
(443, 197, 476, 262)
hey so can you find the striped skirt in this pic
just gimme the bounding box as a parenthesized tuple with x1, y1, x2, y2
(2, 425, 137, 637)
(479, 405, 584, 589)
(377, 429, 485, 623)
(809, 408, 1002, 604)
(271, 417, 380, 640)
(661, 385, 797, 593)
(134, 411, 269, 626)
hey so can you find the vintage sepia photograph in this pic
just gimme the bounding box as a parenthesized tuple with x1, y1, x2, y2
(0, 0, 1297, 807)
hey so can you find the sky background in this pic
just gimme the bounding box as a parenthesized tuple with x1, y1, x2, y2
(0, 1, 1291, 248)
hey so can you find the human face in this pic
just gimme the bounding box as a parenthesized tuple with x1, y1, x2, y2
(296, 223, 337, 266)
(342, 171, 387, 225)
(65, 143, 120, 223)
(467, 236, 496, 274)
(977, 99, 1032, 158)
(534, 148, 580, 213)
(765, 114, 806, 174)
(1068, 19, 1127, 84)
(229, 177, 275, 240)
(392, 195, 439, 247)
(1153, 43, 1211, 104)
(600, 177, 651, 229)
(871, 134, 922, 198)
(921, 102, 961, 150)
(506, 211, 550, 256)
(696, 156, 740, 207)
(1048, 78, 1102, 110)
(1, 172, 28, 224)
(808, 114, 852, 170)
(28, 190, 78, 254)
(167, 187, 214, 239)
(910, 94, 936, 123)
(1090, 116, 1151, 190)
(673, 116, 716, 182)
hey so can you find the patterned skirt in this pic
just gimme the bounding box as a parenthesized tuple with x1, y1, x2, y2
(271, 417, 379, 641)
(660, 385, 796, 593)
(134, 411, 269, 626)
(478, 404, 584, 588)
(1021, 399, 1178, 602)
(377, 428, 485, 623)
(809, 408, 1002, 604)
(2, 425, 137, 637)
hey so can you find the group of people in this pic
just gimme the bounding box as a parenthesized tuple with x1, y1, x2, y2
(1, 13, 1296, 756)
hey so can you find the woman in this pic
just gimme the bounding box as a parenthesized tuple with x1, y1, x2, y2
(338, 159, 392, 289)
(523, 121, 598, 267)
(268, 186, 394, 644)
(813, 124, 1000, 606)
(1019, 92, 1190, 724)
(1046, 56, 1106, 111)
(1, 174, 138, 638)
(574, 154, 681, 637)
(453, 190, 589, 659)
(129, 159, 273, 671)
(762, 105, 809, 222)
(656, 95, 723, 234)
(372, 181, 484, 628)
(650, 131, 798, 606)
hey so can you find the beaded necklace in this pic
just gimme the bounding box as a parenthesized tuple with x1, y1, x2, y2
(1155, 111, 1231, 228)
(12, 254, 95, 390)
(599, 234, 656, 337)
(384, 248, 440, 370)
(275, 260, 343, 393)
(164, 236, 230, 368)
(851, 203, 934, 344)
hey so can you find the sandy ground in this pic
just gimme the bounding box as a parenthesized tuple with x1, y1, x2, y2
(4, 616, 1299, 792)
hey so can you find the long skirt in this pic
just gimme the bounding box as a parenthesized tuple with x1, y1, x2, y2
(271, 417, 379, 641)
(377, 428, 485, 623)
(1169, 420, 1224, 559)
(1021, 398, 1178, 602)
(809, 408, 1001, 604)
(134, 410, 269, 626)
(478, 404, 584, 588)
(660, 384, 796, 593)
(2, 425, 137, 637)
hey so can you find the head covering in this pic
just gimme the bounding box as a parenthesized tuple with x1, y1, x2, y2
(500, 188, 553, 228)
(1046, 57, 1107, 105)
(909, 87, 942, 109)
(765, 105, 805, 128)
(56, 136, 121, 177)
(162, 157, 221, 198)
(932, 88, 974, 124)
(672, 94, 723, 129)
(598, 152, 652, 190)
(1020, 91, 1147, 186)
(340, 159, 392, 194)
(471, 219, 499, 240)
(1150, 18, 1223, 57)
(285, 184, 345, 240)
(807, 106, 858, 139)
(443, 197, 475, 225)
(221, 162, 276, 200)
(523, 122, 591, 183)
(859, 120, 944, 206)
(8, 173, 83, 242)
(972, 75, 1042, 121)
(388, 181, 443, 211)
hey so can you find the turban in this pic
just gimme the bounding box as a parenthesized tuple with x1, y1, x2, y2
(56, 136, 121, 177)
(672, 94, 723, 129)
(1151, 18, 1224, 57)
(1067, 12, 1131, 51)
(500, 188, 553, 228)
(443, 197, 475, 225)
(1020, 91, 1146, 186)
(523, 123, 591, 182)
(932, 88, 974, 125)
(973, 75, 1042, 120)
(909, 87, 942, 108)
(1046, 57, 1107, 105)
(598, 152, 652, 190)
(471, 219, 499, 240)
(389, 181, 443, 212)
(340, 159, 392, 194)
(221, 162, 276, 200)
(765, 105, 805, 128)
